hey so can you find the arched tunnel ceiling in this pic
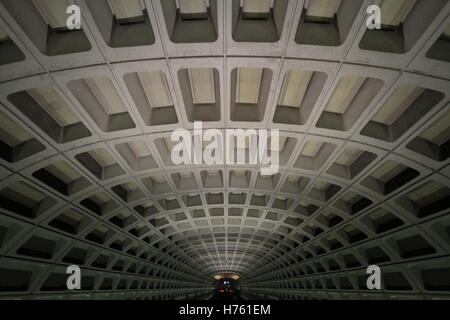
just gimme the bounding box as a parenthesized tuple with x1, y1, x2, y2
(0, 0, 449, 300)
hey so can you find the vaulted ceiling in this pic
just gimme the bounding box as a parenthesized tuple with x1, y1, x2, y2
(0, 0, 449, 300)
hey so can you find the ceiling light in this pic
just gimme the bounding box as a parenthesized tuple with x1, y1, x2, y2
(85, 77, 127, 115)
(188, 68, 216, 104)
(27, 86, 80, 127)
(236, 68, 263, 104)
(178, 0, 208, 14)
(306, 0, 341, 19)
(32, 0, 71, 29)
(242, 0, 272, 13)
(108, 0, 144, 20)
(419, 109, 450, 146)
(0, 111, 32, 147)
(278, 70, 313, 108)
(371, 84, 423, 125)
(380, 0, 416, 28)
(325, 76, 366, 114)
(138, 71, 173, 108)
(302, 141, 324, 157)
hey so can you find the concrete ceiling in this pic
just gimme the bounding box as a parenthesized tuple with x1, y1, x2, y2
(0, 0, 449, 300)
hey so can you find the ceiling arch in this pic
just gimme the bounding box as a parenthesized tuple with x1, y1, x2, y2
(0, 0, 449, 300)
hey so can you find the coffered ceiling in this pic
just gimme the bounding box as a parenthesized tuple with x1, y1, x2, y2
(0, 0, 449, 300)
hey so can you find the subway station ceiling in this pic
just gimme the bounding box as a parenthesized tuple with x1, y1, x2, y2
(0, 0, 449, 300)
